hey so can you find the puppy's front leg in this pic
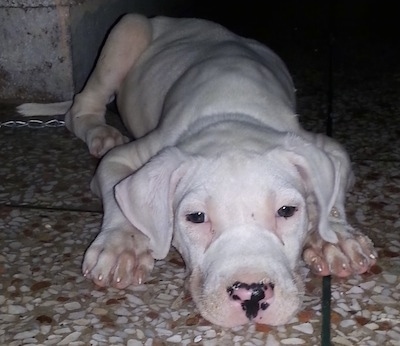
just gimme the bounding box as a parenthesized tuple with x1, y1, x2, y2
(302, 212, 377, 277)
(82, 139, 159, 289)
(302, 134, 377, 277)
(83, 211, 154, 288)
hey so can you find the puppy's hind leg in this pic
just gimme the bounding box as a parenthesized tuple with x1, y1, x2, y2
(66, 14, 152, 157)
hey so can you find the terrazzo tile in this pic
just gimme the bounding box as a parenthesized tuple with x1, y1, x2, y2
(1, 115, 398, 339)
(0, 158, 399, 345)
(1, 76, 399, 345)
(281, 32, 400, 162)
(329, 56, 400, 162)
(0, 125, 100, 212)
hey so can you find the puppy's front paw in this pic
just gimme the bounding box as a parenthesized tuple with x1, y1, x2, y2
(302, 219, 377, 277)
(82, 229, 154, 289)
(86, 124, 129, 158)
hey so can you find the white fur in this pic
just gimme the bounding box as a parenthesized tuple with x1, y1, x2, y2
(18, 14, 375, 327)
(17, 101, 72, 116)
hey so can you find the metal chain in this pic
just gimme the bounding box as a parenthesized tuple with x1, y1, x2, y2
(0, 119, 65, 129)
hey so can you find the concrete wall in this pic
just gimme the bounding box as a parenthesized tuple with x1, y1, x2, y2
(0, 0, 186, 102)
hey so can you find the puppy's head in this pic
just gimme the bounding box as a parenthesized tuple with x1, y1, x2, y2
(115, 142, 339, 326)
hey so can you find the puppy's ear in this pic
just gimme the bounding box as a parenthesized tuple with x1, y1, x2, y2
(115, 147, 188, 259)
(279, 135, 342, 243)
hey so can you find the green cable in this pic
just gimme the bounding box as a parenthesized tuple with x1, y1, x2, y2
(321, 275, 331, 345)
(322, 1, 334, 343)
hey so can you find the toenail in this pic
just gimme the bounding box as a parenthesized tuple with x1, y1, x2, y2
(315, 264, 323, 272)
(116, 277, 121, 283)
(369, 254, 376, 259)
(98, 274, 103, 281)
(330, 207, 340, 218)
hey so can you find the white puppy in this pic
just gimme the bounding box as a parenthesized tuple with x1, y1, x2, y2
(18, 14, 377, 327)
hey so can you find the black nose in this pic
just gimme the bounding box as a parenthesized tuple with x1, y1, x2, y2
(249, 283, 266, 301)
(227, 281, 274, 320)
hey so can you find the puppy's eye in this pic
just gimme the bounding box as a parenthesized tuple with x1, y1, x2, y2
(186, 212, 206, 223)
(277, 206, 297, 218)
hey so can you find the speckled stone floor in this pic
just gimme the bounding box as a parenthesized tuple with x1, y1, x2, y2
(1, 4, 399, 346)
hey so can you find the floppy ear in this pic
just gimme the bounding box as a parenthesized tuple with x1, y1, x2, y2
(280, 135, 341, 243)
(114, 147, 188, 259)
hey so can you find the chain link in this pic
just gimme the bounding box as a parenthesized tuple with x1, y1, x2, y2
(0, 119, 65, 129)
